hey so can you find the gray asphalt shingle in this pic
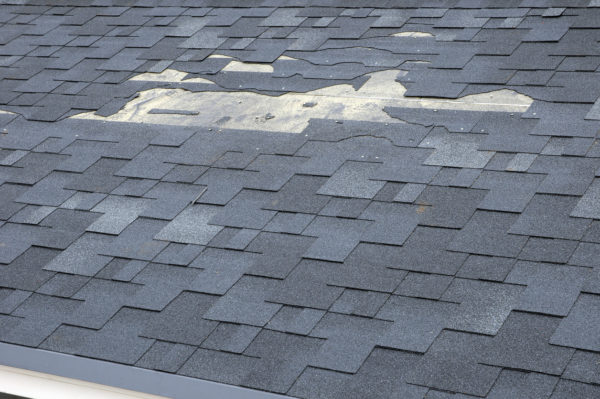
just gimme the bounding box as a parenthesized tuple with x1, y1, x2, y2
(449, 210, 528, 257)
(509, 194, 591, 240)
(1, 4, 600, 399)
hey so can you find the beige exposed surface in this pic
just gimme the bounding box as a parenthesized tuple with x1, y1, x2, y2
(73, 68, 533, 133)
(130, 69, 215, 84)
(392, 31, 435, 37)
(223, 61, 275, 73)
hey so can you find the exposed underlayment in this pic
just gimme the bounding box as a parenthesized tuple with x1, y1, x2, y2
(392, 32, 435, 38)
(75, 68, 532, 133)
(222, 61, 275, 73)
(1, 2, 600, 399)
(130, 69, 216, 85)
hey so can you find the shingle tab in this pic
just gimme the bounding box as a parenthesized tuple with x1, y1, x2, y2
(246, 232, 314, 278)
(419, 129, 494, 169)
(42, 233, 112, 276)
(417, 186, 487, 228)
(268, 259, 344, 310)
(442, 278, 524, 335)
(506, 261, 588, 316)
(509, 194, 591, 240)
(550, 294, 600, 351)
(290, 348, 426, 399)
(519, 237, 578, 263)
(179, 348, 257, 387)
(529, 156, 600, 196)
(136, 341, 196, 373)
(263, 174, 330, 214)
(154, 205, 223, 245)
(242, 330, 323, 393)
(204, 276, 281, 327)
(101, 217, 168, 261)
(551, 379, 600, 399)
(377, 295, 458, 353)
(563, 350, 600, 385)
(473, 170, 543, 212)
(0, 246, 57, 291)
(310, 313, 391, 373)
(143, 291, 218, 345)
(482, 312, 574, 375)
(209, 189, 276, 230)
(267, 306, 325, 336)
(189, 248, 257, 294)
(87, 195, 152, 235)
(486, 370, 558, 399)
(571, 178, 600, 219)
(302, 216, 371, 262)
(42, 308, 154, 365)
(390, 226, 468, 275)
(3, 293, 82, 347)
(406, 330, 501, 397)
(449, 210, 528, 257)
(331, 289, 388, 317)
(317, 161, 385, 199)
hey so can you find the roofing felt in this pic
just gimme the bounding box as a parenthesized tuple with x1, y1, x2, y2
(1, 1, 600, 398)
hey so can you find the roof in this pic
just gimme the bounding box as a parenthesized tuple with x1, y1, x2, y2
(1, 1, 600, 398)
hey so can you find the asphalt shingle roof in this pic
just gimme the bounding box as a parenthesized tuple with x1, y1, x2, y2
(1, 1, 600, 398)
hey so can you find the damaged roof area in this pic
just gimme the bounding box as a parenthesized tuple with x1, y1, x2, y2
(1, 1, 600, 399)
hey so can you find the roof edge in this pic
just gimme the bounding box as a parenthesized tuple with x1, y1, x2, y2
(0, 342, 295, 399)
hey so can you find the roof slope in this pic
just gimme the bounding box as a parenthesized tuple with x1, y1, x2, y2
(1, 2, 600, 398)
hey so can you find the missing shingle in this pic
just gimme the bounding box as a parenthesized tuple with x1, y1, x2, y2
(222, 60, 274, 73)
(72, 69, 533, 133)
(391, 31, 434, 38)
(130, 69, 214, 84)
(276, 55, 299, 61)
